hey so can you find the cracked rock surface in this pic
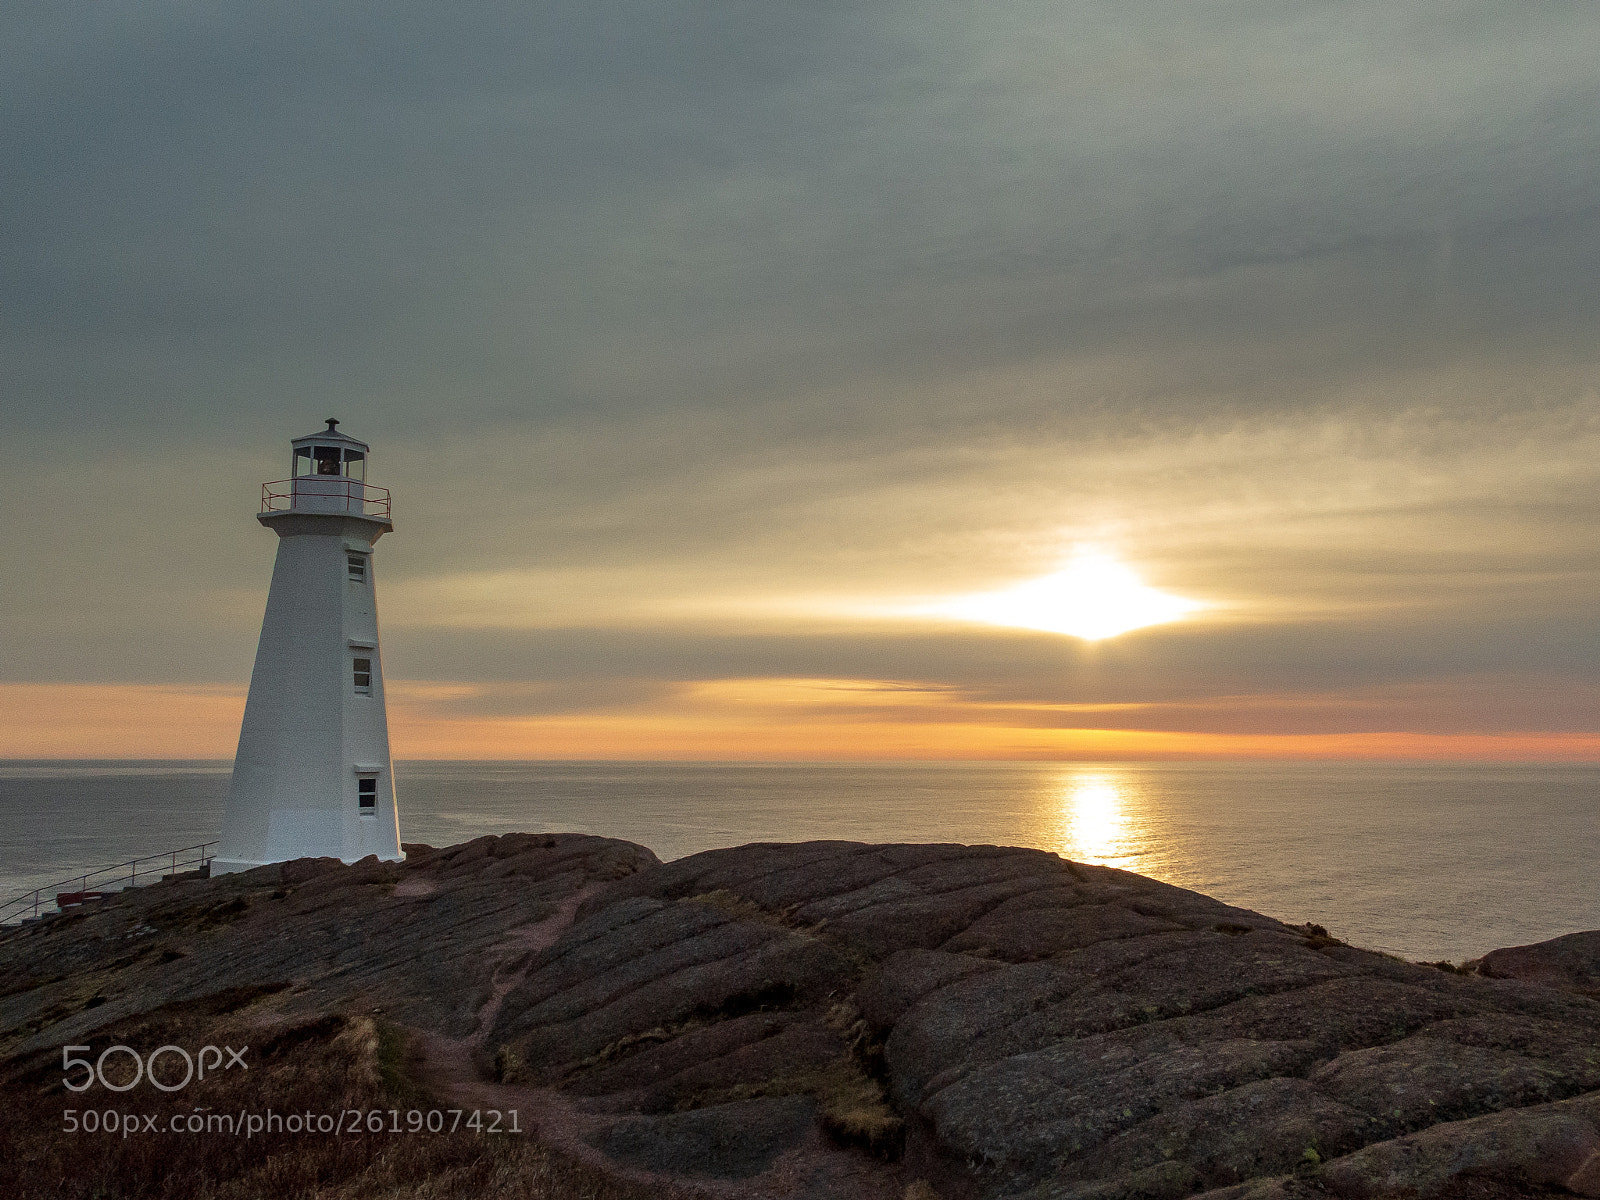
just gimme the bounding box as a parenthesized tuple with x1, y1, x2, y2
(4, 836, 1599, 1199)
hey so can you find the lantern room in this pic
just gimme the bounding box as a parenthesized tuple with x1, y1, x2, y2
(262, 419, 391, 521)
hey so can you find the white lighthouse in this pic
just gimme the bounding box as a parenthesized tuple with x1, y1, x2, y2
(214, 420, 404, 873)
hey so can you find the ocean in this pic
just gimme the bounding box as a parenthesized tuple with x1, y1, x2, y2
(0, 759, 1594, 963)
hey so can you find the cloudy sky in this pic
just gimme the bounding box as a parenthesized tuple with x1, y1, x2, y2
(3, 1, 1597, 758)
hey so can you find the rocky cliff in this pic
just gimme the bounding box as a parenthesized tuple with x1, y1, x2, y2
(2, 835, 1598, 1199)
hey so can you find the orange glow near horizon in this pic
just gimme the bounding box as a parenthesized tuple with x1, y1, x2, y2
(1, 681, 1597, 762)
(0, 684, 248, 759)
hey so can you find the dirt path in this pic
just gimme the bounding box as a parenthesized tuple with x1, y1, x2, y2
(406, 884, 903, 1199)
(414, 880, 600, 1103)
(409, 884, 704, 1194)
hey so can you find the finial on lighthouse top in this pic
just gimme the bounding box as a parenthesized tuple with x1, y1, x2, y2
(326, 417, 340, 432)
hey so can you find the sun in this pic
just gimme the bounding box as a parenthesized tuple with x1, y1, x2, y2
(929, 549, 1201, 640)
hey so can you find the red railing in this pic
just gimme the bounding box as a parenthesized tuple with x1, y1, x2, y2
(261, 478, 392, 520)
(0, 842, 216, 925)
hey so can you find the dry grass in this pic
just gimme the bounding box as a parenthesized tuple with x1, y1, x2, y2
(0, 989, 656, 1200)
(811, 1058, 904, 1156)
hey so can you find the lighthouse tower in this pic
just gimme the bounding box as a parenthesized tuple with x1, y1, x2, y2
(214, 420, 403, 873)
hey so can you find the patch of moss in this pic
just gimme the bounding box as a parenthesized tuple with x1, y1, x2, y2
(697, 979, 796, 1022)
(1289, 921, 1348, 951)
(555, 1018, 705, 1083)
(193, 895, 251, 930)
(375, 1019, 430, 1104)
(665, 1001, 905, 1157)
(493, 1042, 524, 1084)
(682, 889, 794, 928)
(674, 1057, 904, 1157)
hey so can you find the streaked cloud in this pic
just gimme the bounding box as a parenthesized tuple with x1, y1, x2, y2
(2, 1, 1597, 758)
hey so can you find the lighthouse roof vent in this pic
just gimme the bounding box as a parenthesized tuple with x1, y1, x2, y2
(290, 418, 369, 452)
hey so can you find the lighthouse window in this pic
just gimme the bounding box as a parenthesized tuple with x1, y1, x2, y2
(352, 657, 372, 694)
(344, 449, 365, 481)
(294, 447, 314, 476)
(357, 775, 378, 813)
(313, 445, 343, 475)
(347, 554, 367, 583)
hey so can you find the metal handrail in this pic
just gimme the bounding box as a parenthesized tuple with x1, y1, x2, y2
(261, 478, 392, 520)
(0, 841, 216, 925)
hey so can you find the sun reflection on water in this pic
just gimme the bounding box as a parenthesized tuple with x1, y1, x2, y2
(1053, 770, 1137, 866)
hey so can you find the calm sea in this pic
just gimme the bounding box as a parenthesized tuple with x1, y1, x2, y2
(0, 760, 1594, 963)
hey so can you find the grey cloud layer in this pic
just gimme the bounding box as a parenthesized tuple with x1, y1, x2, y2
(7, 1, 1599, 433)
(2, 1, 1597, 736)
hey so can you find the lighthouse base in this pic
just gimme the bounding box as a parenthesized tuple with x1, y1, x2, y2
(210, 850, 407, 876)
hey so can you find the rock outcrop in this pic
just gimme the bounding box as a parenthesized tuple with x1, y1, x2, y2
(1470, 929, 1600, 999)
(2, 836, 1598, 1200)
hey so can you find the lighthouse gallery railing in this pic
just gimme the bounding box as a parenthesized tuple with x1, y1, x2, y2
(261, 479, 392, 519)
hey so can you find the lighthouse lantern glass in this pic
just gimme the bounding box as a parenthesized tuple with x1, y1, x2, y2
(293, 445, 364, 479)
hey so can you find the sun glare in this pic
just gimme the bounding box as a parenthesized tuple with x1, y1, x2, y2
(930, 549, 1201, 640)
(1054, 772, 1133, 865)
